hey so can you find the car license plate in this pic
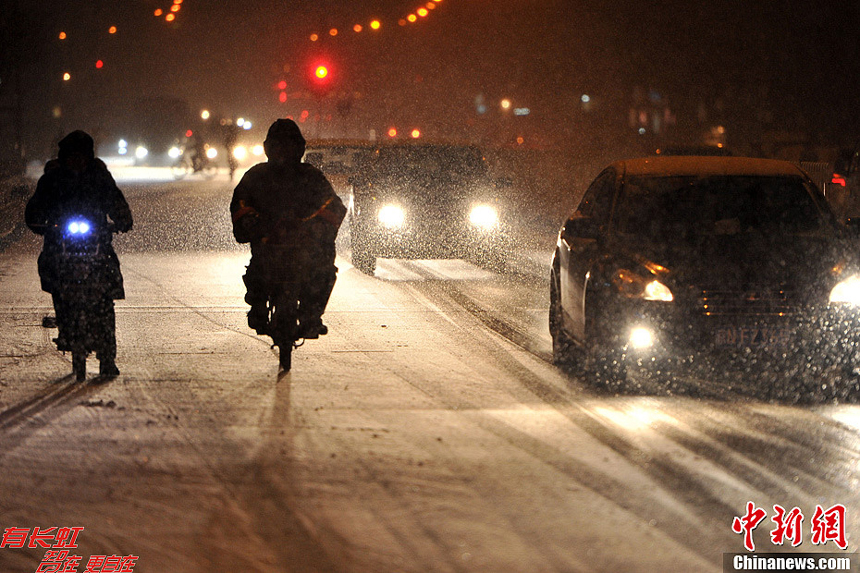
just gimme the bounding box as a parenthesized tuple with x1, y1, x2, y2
(713, 326, 791, 348)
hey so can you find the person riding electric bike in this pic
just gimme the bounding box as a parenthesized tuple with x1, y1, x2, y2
(230, 119, 346, 343)
(25, 130, 133, 379)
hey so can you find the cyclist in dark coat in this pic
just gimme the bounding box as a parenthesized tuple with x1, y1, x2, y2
(25, 130, 133, 377)
(230, 119, 346, 338)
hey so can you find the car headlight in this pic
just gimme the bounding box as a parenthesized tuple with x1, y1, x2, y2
(378, 204, 405, 228)
(612, 269, 674, 302)
(233, 145, 247, 160)
(168, 146, 182, 159)
(830, 275, 860, 305)
(135, 146, 148, 159)
(469, 204, 498, 228)
(629, 326, 656, 349)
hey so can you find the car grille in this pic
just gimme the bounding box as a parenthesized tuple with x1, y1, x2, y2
(698, 287, 799, 316)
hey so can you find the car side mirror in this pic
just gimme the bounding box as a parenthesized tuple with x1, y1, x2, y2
(562, 212, 601, 243)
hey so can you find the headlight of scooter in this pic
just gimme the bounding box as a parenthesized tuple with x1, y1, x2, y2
(66, 219, 92, 236)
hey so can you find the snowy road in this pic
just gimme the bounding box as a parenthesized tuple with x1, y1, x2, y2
(1, 177, 859, 572)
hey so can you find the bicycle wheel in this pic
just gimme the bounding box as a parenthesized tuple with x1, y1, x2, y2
(278, 344, 292, 372)
(270, 288, 300, 372)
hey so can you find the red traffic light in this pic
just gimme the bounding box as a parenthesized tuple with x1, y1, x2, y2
(307, 58, 335, 96)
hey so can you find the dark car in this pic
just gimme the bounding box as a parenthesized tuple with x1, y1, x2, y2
(348, 142, 511, 274)
(550, 156, 860, 394)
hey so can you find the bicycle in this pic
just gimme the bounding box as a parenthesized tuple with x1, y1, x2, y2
(171, 151, 218, 180)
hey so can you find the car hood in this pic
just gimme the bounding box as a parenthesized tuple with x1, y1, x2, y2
(612, 231, 856, 293)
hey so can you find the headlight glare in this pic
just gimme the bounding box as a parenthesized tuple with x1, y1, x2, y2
(469, 204, 498, 228)
(613, 270, 674, 301)
(629, 327, 655, 349)
(644, 280, 674, 302)
(67, 220, 91, 235)
(830, 275, 860, 305)
(378, 204, 405, 228)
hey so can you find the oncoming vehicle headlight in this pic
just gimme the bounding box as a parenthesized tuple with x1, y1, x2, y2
(629, 326, 655, 349)
(612, 269, 674, 302)
(469, 204, 498, 228)
(168, 146, 182, 159)
(135, 146, 148, 160)
(206, 147, 218, 159)
(233, 145, 247, 160)
(830, 275, 860, 305)
(378, 204, 405, 229)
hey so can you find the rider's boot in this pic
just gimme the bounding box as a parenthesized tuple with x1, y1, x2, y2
(99, 358, 120, 378)
(298, 316, 328, 339)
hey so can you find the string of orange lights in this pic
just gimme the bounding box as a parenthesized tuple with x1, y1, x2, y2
(308, 0, 445, 43)
(153, 0, 184, 24)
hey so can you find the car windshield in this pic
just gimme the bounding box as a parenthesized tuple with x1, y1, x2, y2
(614, 175, 826, 242)
(375, 146, 488, 179)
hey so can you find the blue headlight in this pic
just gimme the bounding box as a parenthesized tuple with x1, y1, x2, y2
(66, 220, 91, 235)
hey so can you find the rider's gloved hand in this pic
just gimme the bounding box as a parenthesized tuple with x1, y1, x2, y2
(235, 211, 266, 243)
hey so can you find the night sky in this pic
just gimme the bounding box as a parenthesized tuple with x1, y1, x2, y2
(3, 0, 859, 158)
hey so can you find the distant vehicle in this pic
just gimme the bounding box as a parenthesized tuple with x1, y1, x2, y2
(304, 140, 375, 196)
(347, 142, 512, 274)
(550, 156, 860, 397)
(831, 142, 860, 218)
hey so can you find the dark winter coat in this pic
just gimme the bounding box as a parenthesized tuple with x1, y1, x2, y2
(25, 159, 133, 298)
(230, 161, 346, 276)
